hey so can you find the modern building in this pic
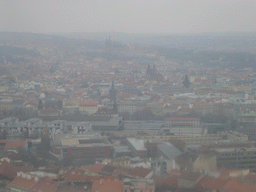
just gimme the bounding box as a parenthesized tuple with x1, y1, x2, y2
(91, 116, 123, 131)
(214, 147, 256, 172)
(156, 142, 182, 161)
(126, 138, 147, 158)
(60, 135, 111, 160)
(165, 117, 200, 128)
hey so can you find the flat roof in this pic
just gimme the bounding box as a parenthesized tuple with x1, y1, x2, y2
(214, 148, 256, 153)
(61, 137, 109, 147)
(127, 138, 147, 151)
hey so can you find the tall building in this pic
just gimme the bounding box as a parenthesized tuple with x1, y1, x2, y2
(109, 80, 117, 102)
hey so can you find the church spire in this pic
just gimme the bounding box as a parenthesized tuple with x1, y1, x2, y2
(111, 79, 115, 89)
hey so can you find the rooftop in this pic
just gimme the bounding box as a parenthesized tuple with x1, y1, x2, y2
(127, 138, 147, 151)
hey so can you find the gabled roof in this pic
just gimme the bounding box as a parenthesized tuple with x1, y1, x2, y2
(100, 165, 117, 174)
(221, 178, 256, 192)
(5, 140, 27, 149)
(0, 159, 16, 179)
(128, 167, 152, 178)
(81, 163, 105, 173)
(195, 176, 228, 190)
(7, 176, 36, 191)
(91, 179, 123, 192)
(179, 171, 204, 182)
(28, 178, 58, 192)
(63, 167, 114, 182)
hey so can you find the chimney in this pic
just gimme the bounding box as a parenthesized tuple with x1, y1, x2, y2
(100, 179, 103, 185)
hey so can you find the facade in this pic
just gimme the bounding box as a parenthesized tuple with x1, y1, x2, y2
(61, 136, 111, 160)
(238, 110, 256, 127)
(214, 147, 256, 172)
(165, 117, 200, 128)
(236, 126, 256, 141)
(79, 99, 98, 115)
(122, 178, 155, 192)
(91, 116, 124, 131)
(102, 156, 131, 168)
(151, 158, 178, 174)
(193, 153, 217, 171)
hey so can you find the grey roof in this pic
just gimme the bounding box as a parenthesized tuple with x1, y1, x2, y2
(157, 142, 182, 160)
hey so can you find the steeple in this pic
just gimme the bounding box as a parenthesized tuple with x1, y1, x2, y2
(111, 80, 115, 89)
(109, 80, 117, 102)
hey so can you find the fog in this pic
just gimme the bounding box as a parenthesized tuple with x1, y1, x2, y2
(1, 0, 256, 34)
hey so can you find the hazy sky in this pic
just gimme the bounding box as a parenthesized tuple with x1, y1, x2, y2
(1, 0, 256, 34)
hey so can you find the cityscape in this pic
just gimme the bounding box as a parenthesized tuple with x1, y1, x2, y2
(1, 1, 256, 191)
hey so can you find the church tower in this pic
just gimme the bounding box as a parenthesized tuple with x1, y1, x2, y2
(109, 80, 117, 102)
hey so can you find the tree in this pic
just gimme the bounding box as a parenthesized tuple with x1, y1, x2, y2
(183, 75, 191, 88)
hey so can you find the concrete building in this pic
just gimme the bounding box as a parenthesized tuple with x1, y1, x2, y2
(91, 116, 123, 131)
(214, 147, 256, 172)
(156, 142, 182, 161)
(60, 134, 111, 160)
(126, 138, 147, 158)
(165, 117, 200, 128)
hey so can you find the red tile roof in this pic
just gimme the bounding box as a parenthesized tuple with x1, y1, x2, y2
(5, 140, 27, 149)
(81, 163, 105, 174)
(128, 167, 152, 178)
(195, 176, 228, 190)
(28, 178, 57, 192)
(7, 176, 36, 191)
(63, 167, 114, 182)
(221, 178, 256, 192)
(0, 160, 16, 179)
(79, 99, 98, 106)
(91, 179, 123, 192)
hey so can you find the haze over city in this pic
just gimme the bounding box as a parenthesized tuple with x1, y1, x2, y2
(1, 0, 256, 34)
(1, 1, 256, 192)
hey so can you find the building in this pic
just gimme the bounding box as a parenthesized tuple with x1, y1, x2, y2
(102, 156, 131, 168)
(238, 109, 256, 127)
(156, 142, 182, 161)
(91, 116, 123, 131)
(79, 99, 98, 115)
(193, 153, 217, 171)
(6, 171, 57, 192)
(91, 179, 122, 192)
(236, 126, 256, 141)
(214, 147, 256, 172)
(151, 158, 178, 174)
(122, 178, 155, 192)
(0, 117, 68, 139)
(60, 135, 111, 160)
(178, 171, 204, 189)
(126, 138, 147, 158)
(68, 121, 92, 134)
(109, 80, 117, 103)
(165, 117, 200, 128)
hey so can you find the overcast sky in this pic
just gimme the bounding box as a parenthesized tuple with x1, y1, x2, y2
(1, 0, 256, 34)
